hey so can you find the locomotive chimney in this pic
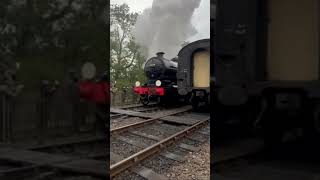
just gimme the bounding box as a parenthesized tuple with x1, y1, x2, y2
(156, 52, 165, 58)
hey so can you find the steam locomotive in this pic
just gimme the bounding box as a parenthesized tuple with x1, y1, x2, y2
(134, 52, 180, 105)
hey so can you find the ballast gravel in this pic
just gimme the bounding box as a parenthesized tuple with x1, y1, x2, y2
(110, 138, 141, 159)
(166, 142, 210, 180)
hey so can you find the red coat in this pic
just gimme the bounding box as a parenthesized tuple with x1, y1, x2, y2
(79, 81, 109, 104)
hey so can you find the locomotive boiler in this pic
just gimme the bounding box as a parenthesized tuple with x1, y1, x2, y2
(134, 52, 179, 105)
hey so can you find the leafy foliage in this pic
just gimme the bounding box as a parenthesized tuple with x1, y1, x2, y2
(0, 0, 107, 89)
(110, 3, 146, 89)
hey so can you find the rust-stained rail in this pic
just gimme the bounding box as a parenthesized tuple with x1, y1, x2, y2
(115, 103, 157, 109)
(110, 117, 209, 177)
(110, 106, 192, 134)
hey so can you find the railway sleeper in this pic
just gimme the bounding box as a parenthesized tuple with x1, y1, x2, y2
(132, 166, 168, 180)
(129, 131, 162, 141)
(187, 134, 209, 143)
(116, 135, 153, 149)
(160, 152, 185, 163)
(111, 150, 186, 166)
(178, 143, 200, 152)
(198, 129, 210, 136)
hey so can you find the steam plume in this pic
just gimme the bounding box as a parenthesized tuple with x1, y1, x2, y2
(133, 0, 201, 59)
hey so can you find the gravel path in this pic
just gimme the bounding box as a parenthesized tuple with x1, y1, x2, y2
(166, 142, 210, 180)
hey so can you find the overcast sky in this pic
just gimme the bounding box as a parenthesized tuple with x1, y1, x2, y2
(110, 0, 210, 42)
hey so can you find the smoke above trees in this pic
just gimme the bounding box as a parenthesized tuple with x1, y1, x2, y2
(133, 0, 201, 59)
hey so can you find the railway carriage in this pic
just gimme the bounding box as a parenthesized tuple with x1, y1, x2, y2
(177, 39, 211, 109)
(215, 0, 320, 144)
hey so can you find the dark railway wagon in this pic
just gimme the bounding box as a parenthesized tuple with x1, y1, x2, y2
(134, 52, 179, 105)
(177, 39, 210, 109)
(215, 0, 320, 144)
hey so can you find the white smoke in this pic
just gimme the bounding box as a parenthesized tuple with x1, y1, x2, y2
(133, 0, 201, 59)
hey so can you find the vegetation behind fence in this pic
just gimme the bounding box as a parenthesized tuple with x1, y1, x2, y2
(111, 87, 139, 107)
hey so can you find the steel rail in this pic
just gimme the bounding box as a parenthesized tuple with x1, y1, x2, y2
(110, 117, 209, 177)
(115, 103, 157, 110)
(110, 106, 192, 134)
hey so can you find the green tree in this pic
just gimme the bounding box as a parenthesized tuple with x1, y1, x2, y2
(110, 3, 146, 89)
(0, 0, 107, 89)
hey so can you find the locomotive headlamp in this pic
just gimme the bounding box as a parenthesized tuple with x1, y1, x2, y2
(135, 81, 141, 87)
(156, 80, 162, 87)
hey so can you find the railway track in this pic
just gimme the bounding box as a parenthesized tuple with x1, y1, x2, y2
(114, 103, 158, 111)
(0, 133, 108, 179)
(122, 104, 159, 111)
(0, 146, 107, 179)
(110, 104, 161, 120)
(110, 105, 210, 179)
(110, 105, 193, 129)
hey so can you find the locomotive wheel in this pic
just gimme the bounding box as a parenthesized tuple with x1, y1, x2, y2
(140, 96, 149, 106)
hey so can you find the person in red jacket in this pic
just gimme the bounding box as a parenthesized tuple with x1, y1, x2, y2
(79, 73, 109, 105)
(94, 73, 109, 132)
(78, 72, 109, 132)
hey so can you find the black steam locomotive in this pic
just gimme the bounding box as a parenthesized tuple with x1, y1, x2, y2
(134, 52, 180, 105)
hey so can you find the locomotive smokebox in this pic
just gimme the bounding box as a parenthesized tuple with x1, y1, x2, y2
(156, 52, 165, 58)
(144, 52, 177, 81)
